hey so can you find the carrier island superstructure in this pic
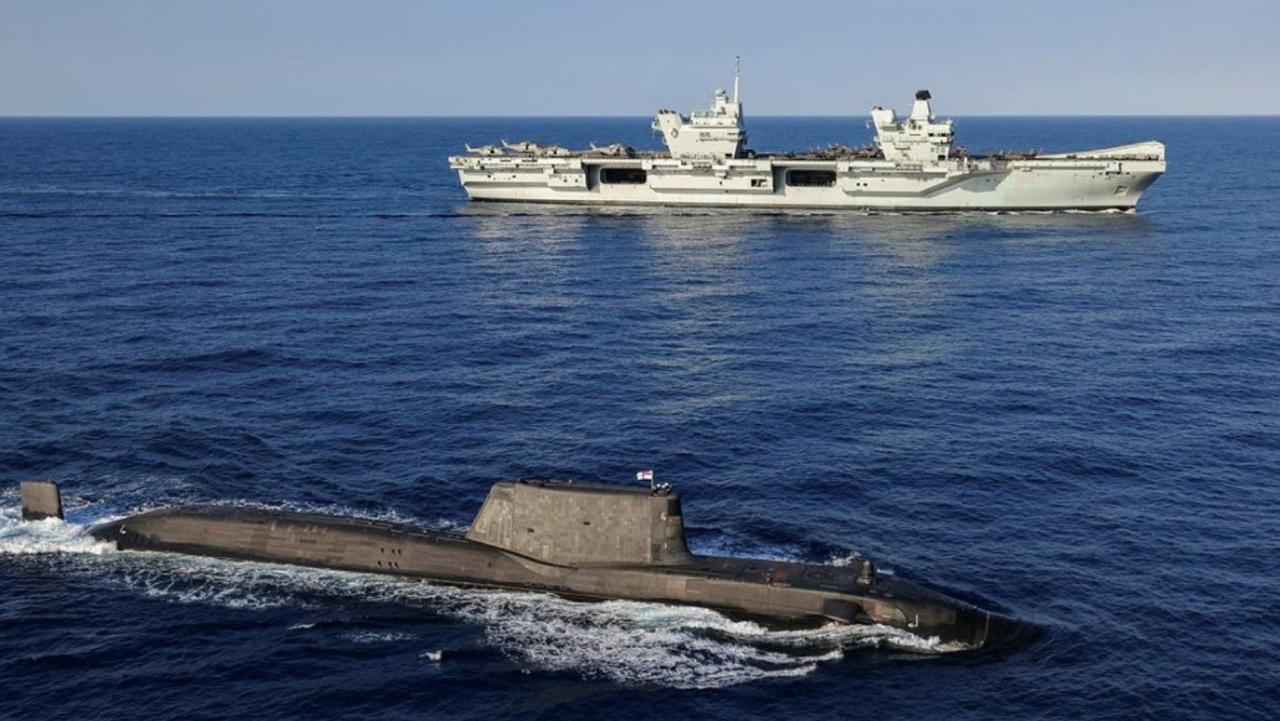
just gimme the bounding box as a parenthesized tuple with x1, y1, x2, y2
(449, 62, 1165, 212)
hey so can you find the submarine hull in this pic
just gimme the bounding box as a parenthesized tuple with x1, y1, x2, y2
(88, 505, 1016, 649)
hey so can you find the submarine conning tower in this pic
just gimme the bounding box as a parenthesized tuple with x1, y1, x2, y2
(464, 480, 693, 567)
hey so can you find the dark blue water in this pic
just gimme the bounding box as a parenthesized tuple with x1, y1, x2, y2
(2, 116, 1278, 720)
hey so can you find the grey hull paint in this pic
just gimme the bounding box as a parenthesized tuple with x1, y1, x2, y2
(89, 504, 1024, 649)
(466, 197, 1141, 213)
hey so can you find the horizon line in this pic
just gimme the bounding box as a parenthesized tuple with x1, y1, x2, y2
(1, 112, 1278, 120)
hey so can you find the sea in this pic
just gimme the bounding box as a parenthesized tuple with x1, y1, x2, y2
(1, 115, 1277, 721)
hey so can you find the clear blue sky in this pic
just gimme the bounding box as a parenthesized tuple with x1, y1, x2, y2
(2, 0, 1277, 116)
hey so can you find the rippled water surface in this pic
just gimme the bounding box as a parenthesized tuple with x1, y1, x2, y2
(2, 117, 1278, 720)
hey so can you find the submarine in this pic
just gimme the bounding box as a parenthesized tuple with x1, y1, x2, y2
(19, 478, 1031, 649)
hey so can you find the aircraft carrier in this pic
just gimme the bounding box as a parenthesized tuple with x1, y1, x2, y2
(449, 60, 1165, 211)
(19, 479, 1033, 650)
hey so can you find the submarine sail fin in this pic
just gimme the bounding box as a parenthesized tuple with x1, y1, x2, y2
(465, 480, 692, 566)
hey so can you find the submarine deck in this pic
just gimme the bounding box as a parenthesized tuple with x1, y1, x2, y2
(105, 505, 876, 595)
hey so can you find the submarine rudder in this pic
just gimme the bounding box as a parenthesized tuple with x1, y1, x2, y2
(20, 480, 63, 521)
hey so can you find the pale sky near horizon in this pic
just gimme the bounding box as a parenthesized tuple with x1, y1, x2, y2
(2, 0, 1278, 116)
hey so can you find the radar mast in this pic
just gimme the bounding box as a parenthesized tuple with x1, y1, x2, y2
(733, 55, 741, 103)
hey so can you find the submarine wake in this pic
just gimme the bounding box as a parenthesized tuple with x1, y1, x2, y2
(2, 495, 977, 689)
(114, 557, 969, 688)
(0, 506, 114, 558)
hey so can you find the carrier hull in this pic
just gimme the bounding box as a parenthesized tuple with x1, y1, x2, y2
(450, 144, 1165, 212)
(451, 69, 1166, 211)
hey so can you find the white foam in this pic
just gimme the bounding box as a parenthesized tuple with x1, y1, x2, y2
(114, 553, 331, 611)
(827, 551, 863, 567)
(2, 505, 965, 688)
(347, 631, 415, 644)
(0, 512, 116, 557)
(459, 596, 831, 687)
(102, 554, 967, 686)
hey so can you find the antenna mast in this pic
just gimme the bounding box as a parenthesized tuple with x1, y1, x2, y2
(733, 55, 741, 102)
